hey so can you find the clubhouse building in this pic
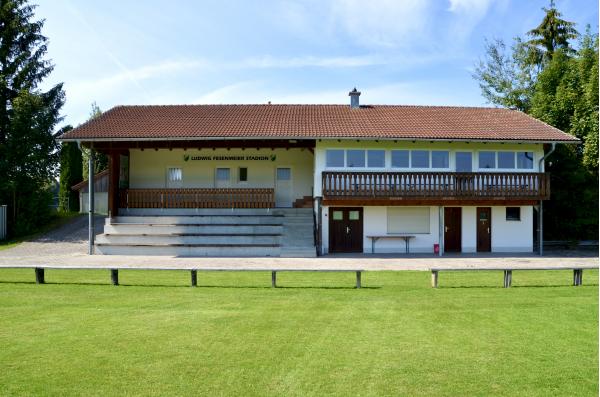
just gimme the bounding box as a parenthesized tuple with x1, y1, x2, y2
(59, 89, 578, 257)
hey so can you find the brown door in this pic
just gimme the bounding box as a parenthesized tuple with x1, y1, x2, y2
(444, 207, 462, 253)
(477, 207, 492, 252)
(329, 207, 363, 253)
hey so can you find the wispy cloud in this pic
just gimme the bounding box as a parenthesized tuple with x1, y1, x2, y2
(329, 0, 434, 48)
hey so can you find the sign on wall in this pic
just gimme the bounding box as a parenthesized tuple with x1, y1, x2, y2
(183, 154, 277, 162)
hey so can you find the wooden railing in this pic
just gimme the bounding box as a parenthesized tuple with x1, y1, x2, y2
(322, 171, 550, 200)
(119, 188, 275, 209)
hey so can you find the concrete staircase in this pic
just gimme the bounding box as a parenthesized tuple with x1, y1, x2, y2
(95, 208, 316, 257)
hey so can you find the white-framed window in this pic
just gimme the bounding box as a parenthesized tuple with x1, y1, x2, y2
(411, 150, 430, 168)
(431, 151, 449, 168)
(326, 149, 344, 167)
(391, 150, 410, 168)
(167, 167, 182, 182)
(479, 151, 496, 169)
(216, 168, 230, 181)
(517, 152, 534, 169)
(498, 152, 516, 169)
(367, 150, 385, 167)
(346, 150, 365, 167)
(387, 207, 430, 234)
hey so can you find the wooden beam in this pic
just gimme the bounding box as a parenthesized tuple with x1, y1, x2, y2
(88, 139, 316, 153)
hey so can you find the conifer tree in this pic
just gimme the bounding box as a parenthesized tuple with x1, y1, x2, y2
(0, 0, 64, 236)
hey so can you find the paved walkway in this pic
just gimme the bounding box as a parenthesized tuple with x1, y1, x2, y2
(0, 215, 597, 271)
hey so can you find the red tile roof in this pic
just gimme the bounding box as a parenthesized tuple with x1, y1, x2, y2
(59, 104, 578, 142)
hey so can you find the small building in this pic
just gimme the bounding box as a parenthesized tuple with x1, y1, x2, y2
(59, 90, 578, 257)
(71, 169, 109, 215)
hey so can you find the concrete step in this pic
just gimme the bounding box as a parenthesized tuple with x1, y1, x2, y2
(95, 244, 280, 257)
(96, 234, 280, 245)
(110, 215, 283, 225)
(119, 208, 279, 216)
(103, 224, 282, 235)
(280, 248, 317, 257)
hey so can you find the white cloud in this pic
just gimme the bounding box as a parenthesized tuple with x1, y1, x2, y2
(329, 0, 434, 48)
(447, 0, 498, 40)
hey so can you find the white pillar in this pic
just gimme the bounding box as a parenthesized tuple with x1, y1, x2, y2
(88, 147, 95, 255)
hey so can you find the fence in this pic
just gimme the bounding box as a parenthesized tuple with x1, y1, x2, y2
(0, 205, 6, 240)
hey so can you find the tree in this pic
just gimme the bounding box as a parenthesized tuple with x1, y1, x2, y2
(526, 0, 578, 65)
(0, 0, 64, 236)
(473, 4, 598, 240)
(81, 102, 108, 180)
(473, 37, 538, 112)
(58, 125, 82, 212)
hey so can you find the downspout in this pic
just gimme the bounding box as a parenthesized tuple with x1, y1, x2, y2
(88, 143, 95, 255)
(537, 143, 556, 256)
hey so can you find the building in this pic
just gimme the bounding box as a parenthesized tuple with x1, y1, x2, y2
(59, 90, 578, 257)
(71, 169, 109, 215)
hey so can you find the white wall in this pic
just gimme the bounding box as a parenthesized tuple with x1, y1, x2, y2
(321, 205, 534, 254)
(129, 148, 314, 200)
(322, 205, 441, 254)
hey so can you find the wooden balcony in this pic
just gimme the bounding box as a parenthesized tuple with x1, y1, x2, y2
(321, 171, 550, 205)
(119, 188, 275, 209)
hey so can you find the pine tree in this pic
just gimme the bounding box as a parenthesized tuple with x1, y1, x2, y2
(81, 102, 108, 180)
(527, 0, 578, 64)
(0, 0, 64, 236)
(58, 125, 82, 212)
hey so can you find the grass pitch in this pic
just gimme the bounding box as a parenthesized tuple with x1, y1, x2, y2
(0, 269, 597, 396)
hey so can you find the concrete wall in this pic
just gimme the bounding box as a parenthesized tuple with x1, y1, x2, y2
(320, 205, 533, 254)
(314, 140, 544, 196)
(129, 148, 314, 200)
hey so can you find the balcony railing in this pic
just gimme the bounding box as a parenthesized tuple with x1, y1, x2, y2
(322, 171, 550, 201)
(119, 188, 275, 209)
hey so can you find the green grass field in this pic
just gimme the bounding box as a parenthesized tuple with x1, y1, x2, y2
(0, 269, 597, 396)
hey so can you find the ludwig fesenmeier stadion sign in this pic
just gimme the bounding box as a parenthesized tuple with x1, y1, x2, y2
(184, 154, 277, 162)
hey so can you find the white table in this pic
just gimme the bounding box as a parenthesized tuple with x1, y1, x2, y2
(366, 235, 416, 254)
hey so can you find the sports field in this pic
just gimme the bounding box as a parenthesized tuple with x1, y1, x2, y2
(0, 269, 597, 396)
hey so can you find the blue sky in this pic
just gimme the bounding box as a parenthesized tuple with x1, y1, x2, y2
(36, 0, 598, 127)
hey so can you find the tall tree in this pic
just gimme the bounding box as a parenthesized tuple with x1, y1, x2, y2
(58, 125, 82, 212)
(81, 102, 107, 180)
(0, 0, 64, 236)
(473, 4, 598, 240)
(526, 0, 578, 65)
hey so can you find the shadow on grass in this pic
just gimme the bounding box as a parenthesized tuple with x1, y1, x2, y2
(439, 283, 599, 289)
(0, 280, 379, 290)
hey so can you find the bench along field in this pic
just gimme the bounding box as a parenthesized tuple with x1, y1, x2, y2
(0, 269, 597, 396)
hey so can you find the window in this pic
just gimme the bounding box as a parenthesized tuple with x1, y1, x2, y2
(367, 150, 385, 167)
(276, 168, 291, 180)
(167, 167, 182, 182)
(387, 207, 430, 234)
(349, 210, 360, 220)
(326, 150, 344, 167)
(479, 151, 496, 169)
(431, 151, 449, 168)
(517, 152, 534, 169)
(238, 167, 248, 182)
(216, 168, 230, 181)
(391, 150, 409, 168)
(455, 152, 472, 172)
(346, 150, 365, 167)
(506, 207, 521, 221)
(332, 210, 343, 220)
(498, 152, 515, 169)
(411, 150, 430, 168)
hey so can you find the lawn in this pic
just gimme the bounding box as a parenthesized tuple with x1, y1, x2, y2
(0, 269, 597, 396)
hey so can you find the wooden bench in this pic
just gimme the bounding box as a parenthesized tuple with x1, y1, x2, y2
(1, 266, 364, 289)
(366, 235, 415, 254)
(430, 266, 599, 288)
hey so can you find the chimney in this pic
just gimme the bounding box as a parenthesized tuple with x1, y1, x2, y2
(349, 87, 361, 109)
